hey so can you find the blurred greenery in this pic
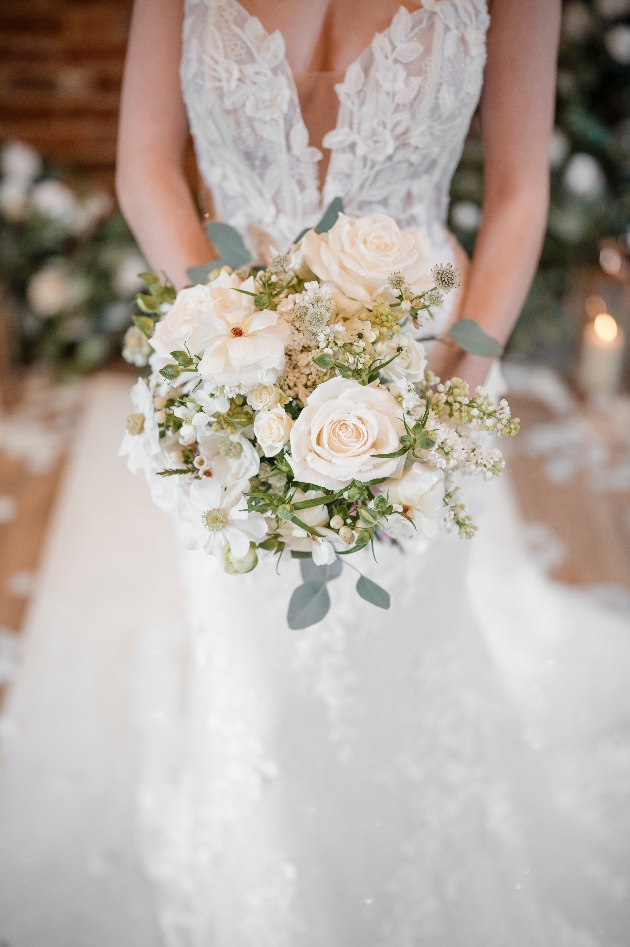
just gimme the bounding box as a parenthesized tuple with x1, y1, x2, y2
(449, 0, 630, 369)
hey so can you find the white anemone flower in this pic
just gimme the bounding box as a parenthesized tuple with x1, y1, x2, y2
(381, 463, 445, 539)
(197, 275, 292, 388)
(277, 490, 343, 565)
(195, 430, 260, 484)
(118, 379, 161, 474)
(181, 478, 267, 559)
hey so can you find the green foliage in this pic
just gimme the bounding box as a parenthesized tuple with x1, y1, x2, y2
(447, 319, 504, 358)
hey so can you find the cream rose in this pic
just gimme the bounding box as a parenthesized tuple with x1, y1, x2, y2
(301, 213, 432, 312)
(254, 405, 293, 457)
(247, 384, 287, 411)
(377, 333, 427, 384)
(288, 377, 405, 490)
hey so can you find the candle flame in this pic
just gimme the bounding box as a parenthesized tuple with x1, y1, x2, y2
(594, 313, 618, 342)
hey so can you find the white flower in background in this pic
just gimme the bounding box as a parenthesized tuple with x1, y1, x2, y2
(254, 405, 293, 457)
(113, 251, 147, 297)
(69, 191, 113, 236)
(197, 274, 291, 389)
(382, 464, 445, 539)
(605, 24, 630, 63)
(122, 326, 152, 367)
(548, 128, 570, 170)
(27, 262, 90, 317)
(377, 334, 427, 384)
(118, 379, 160, 474)
(195, 430, 260, 483)
(180, 478, 267, 559)
(1, 141, 41, 185)
(30, 179, 78, 227)
(277, 490, 342, 565)
(563, 153, 606, 198)
(0, 180, 29, 222)
(450, 200, 482, 232)
(562, 1, 592, 42)
(288, 377, 405, 490)
(301, 213, 431, 312)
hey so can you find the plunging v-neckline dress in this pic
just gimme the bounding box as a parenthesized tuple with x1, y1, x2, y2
(132, 3, 630, 945)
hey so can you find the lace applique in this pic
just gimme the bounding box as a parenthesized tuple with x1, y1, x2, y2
(181, 0, 489, 255)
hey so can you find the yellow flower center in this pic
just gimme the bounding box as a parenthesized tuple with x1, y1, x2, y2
(126, 413, 145, 435)
(203, 508, 228, 531)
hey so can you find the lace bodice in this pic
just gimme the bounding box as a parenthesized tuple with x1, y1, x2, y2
(181, 0, 489, 257)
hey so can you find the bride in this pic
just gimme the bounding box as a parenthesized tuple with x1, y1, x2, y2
(114, 2, 627, 945)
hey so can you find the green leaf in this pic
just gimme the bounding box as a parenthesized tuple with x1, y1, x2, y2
(372, 446, 409, 459)
(170, 350, 194, 368)
(313, 352, 334, 370)
(293, 489, 344, 511)
(136, 293, 159, 313)
(132, 315, 155, 338)
(287, 582, 331, 629)
(156, 468, 189, 477)
(159, 364, 181, 381)
(315, 196, 344, 234)
(300, 558, 342, 584)
(448, 319, 503, 357)
(356, 575, 390, 610)
(205, 222, 251, 268)
(139, 272, 159, 285)
(290, 550, 313, 559)
(187, 262, 221, 284)
(293, 197, 345, 244)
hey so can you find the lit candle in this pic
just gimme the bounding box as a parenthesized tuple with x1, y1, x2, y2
(578, 313, 626, 396)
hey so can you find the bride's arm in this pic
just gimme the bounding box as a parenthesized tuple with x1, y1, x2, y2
(435, 0, 561, 390)
(116, 0, 214, 289)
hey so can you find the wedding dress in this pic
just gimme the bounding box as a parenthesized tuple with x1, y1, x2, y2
(134, 2, 630, 945)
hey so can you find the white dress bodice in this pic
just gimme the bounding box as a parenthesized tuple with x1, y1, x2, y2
(181, 0, 489, 256)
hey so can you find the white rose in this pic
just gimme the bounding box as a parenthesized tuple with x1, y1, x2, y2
(288, 377, 404, 490)
(382, 463, 445, 539)
(301, 213, 432, 311)
(254, 405, 293, 457)
(247, 384, 286, 411)
(197, 274, 291, 389)
(378, 334, 427, 384)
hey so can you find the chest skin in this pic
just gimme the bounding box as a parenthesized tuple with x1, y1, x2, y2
(236, 0, 419, 77)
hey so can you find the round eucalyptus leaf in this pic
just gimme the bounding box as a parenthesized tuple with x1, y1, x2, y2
(356, 575, 390, 610)
(287, 582, 331, 630)
(448, 319, 503, 357)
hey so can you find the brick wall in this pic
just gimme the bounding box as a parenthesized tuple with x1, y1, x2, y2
(0, 0, 134, 190)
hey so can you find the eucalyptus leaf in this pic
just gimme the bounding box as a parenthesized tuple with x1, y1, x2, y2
(294, 197, 344, 243)
(205, 222, 252, 267)
(300, 557, 342, 584)
(287, 582, 331, 629)
(315, 196, 344, 233)
(187, 262, 221, 284)
(356, 575, 390, 609)
(447, 319, 503, 358)
(159, 365, 180, 381)
(313, 352, 334, 370)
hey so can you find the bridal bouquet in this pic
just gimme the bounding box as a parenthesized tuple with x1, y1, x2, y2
(120, 203, 518, 628)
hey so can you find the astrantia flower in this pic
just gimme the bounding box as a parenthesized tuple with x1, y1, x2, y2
(277, 490, 342, 565)
(180, 478, 267, 559)
(118, 379, 160, 473)
(288, 377, 405, 490)
(381, 464, 445, 539)
(431, 262, 460, 293)
(197, 275, 292, 389)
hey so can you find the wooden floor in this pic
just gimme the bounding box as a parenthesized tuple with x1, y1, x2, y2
(0, 373, 628, 706)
